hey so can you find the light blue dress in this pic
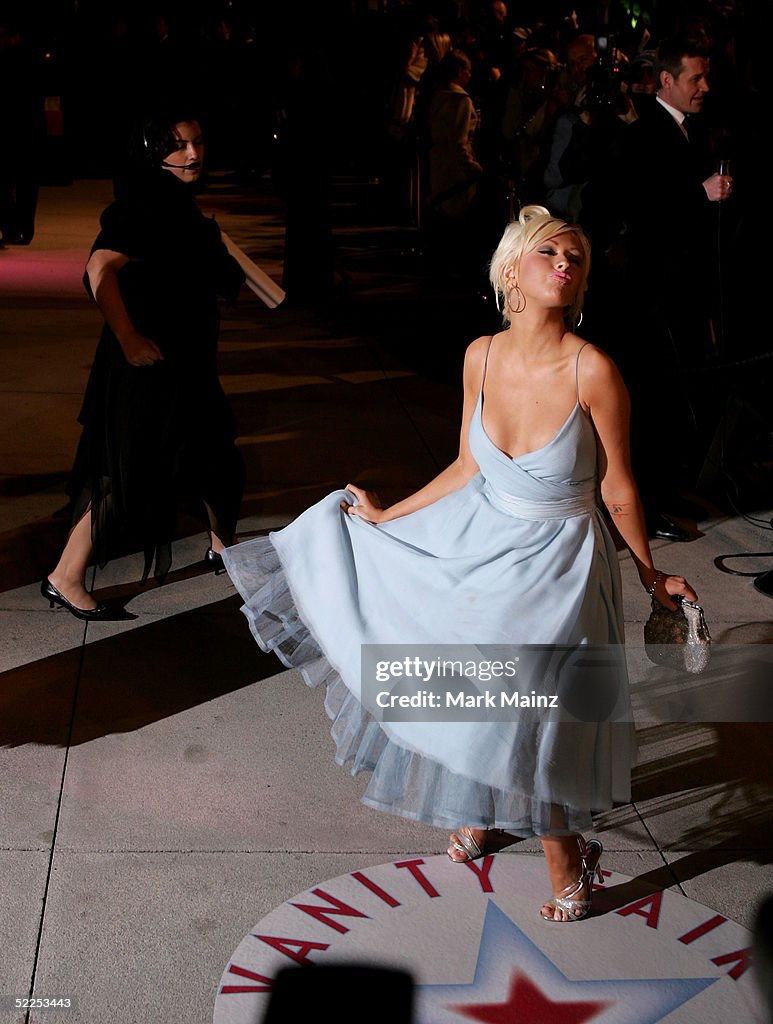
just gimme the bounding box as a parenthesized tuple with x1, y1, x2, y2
(223, 343, 634, 836)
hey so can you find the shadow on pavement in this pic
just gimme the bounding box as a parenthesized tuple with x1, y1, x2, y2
(0, 595, 284, 748)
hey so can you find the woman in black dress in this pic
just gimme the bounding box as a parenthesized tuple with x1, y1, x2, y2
(42, 108, 245, 619)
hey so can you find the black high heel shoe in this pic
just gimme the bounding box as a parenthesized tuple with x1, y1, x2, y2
(41, 579, 112, 621)
(204, 548, 226, 575)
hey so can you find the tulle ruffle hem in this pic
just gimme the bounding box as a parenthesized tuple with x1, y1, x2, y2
(223, 536, 597, 836)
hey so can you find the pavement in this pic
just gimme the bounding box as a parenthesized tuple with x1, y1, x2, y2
(1, 177, 772, 1023)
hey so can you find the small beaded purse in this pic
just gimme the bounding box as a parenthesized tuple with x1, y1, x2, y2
(644, 595, 712, 674)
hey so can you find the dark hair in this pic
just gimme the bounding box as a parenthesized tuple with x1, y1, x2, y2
(132, 102, 201, 170)
(437, 48, 472, 85)
(654, 36, 708, 83)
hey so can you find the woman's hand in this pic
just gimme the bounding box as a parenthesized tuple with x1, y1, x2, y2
(341, 484, 385, 525)
(120, 330, 165, 367)
(644, 571, 699, 611)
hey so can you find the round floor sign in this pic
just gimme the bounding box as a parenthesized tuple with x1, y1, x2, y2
(213, 853, 762, 1023)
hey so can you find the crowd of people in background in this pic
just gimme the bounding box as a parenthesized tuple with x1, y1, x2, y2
(380, 1, 745, 241)
(0, 3, 762, 190)
(379, 0, 763, 538)
(1, 0, 768, 533)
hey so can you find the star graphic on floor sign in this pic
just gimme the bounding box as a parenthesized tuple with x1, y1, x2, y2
(418, 902, 717, 1024)
(453, 970, 609, 1023)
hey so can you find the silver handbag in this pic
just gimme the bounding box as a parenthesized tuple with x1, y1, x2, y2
(644, 596, 712, 674)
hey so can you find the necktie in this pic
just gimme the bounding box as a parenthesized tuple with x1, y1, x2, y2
(681, 115, 691, 141)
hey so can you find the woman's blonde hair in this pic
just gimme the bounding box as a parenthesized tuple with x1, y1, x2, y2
(423, 30, 452, 64)
(489, 205, 591, 327)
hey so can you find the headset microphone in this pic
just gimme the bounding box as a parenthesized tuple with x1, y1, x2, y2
(160, 161, 201, 170)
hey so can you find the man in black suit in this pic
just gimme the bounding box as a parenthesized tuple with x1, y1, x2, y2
(595, 37, 733, 540)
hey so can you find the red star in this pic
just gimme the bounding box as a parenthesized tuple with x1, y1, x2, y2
(450, 971, 612, 1023)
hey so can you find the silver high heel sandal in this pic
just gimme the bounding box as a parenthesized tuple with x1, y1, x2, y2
(448, 827, 512, 863)
(540, 838, 603, 922)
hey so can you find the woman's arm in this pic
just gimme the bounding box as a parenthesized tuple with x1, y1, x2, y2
(582, 344, 698, 610)
(86, 249, 164, 366)
(344, 337, 489, 524)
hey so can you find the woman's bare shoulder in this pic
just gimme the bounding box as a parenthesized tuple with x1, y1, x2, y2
(462, 335, 495, 385)
(467, 334, 496, 353)
(465, 334, 496, 364)
(574, 337, 623, 382)
(573, 338, 629, 412)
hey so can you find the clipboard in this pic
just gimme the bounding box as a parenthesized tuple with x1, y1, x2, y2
(220, 230, 285, 309)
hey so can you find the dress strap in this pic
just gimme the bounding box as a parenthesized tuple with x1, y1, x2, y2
(575, 341, 589, 404)
(481, 335, 494, 400)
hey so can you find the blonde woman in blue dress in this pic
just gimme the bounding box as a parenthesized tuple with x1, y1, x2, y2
(224, 205, 697, 922)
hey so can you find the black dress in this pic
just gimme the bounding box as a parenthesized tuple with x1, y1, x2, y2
(67, 171, 246, 580)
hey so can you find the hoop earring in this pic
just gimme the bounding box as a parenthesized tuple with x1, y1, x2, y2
(507, 284, 525, 315)
(565, 307, 583, 329)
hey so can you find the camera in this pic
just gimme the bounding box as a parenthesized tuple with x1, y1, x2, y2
(584, 37, 624, 114)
